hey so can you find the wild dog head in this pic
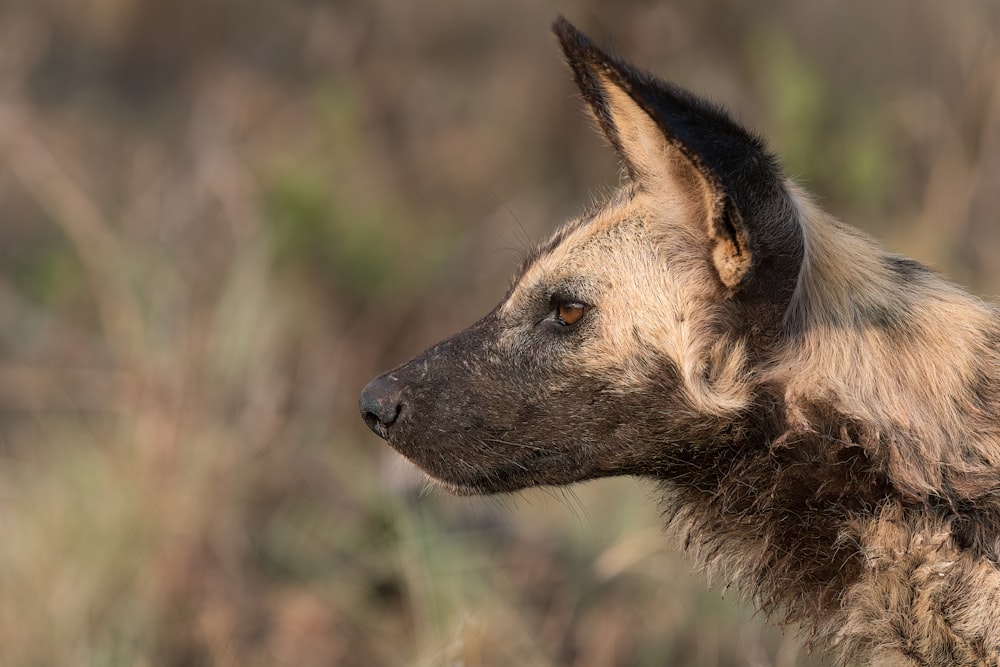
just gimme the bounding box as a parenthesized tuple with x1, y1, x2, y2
(359, 17, 804, 494)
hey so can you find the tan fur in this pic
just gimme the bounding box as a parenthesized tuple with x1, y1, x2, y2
(778, 186, 1000, 501)
(504, 183, 752, 416)
(835, 504, 1000, 664)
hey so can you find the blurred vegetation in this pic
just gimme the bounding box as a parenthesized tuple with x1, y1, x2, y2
(0, 0, 998, 665)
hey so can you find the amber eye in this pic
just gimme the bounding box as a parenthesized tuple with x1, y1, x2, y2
(556, 302, 587, 326)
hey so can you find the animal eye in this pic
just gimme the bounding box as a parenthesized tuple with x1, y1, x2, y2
(555, 302, 587, 326)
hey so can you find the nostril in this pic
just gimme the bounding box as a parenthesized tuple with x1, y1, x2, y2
(359, 375, 405, 439)
(360, 393, 401, 427)
(362, 403, 399, 428)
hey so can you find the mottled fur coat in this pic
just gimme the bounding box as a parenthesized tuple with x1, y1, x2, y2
(361, 18, 1000, 666)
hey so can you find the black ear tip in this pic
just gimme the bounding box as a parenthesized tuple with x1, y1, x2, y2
(551, 15, 592, 58)
(551, 15, 575, 38)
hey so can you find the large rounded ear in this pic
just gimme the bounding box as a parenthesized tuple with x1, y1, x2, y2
(553, 17, 803, 341)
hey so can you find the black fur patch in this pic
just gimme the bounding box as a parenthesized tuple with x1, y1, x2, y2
(662, 393, 896, 626)
(884, 255, 935, 281)
(856, 300, 913, 332)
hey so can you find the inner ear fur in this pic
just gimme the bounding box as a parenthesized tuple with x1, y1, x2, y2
(599, 74, 751, 282)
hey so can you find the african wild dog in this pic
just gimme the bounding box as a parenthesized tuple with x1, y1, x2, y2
(360, 17, 1000, 666)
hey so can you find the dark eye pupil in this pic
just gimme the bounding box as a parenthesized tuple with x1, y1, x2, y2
(558, 302, 585, 326)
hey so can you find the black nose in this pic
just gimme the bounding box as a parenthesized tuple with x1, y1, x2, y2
(359, 374, 404, 439)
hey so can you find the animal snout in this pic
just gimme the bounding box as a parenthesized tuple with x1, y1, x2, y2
(359, 374, 405, 439)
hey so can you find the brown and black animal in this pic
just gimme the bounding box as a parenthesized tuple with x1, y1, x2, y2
(360, 18, 1000, 666)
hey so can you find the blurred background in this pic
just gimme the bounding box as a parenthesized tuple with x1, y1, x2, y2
(0, 1, 998, 665)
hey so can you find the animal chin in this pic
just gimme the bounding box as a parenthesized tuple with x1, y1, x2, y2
(414, 457, 537, 496)
(423, 475, 491, 497)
